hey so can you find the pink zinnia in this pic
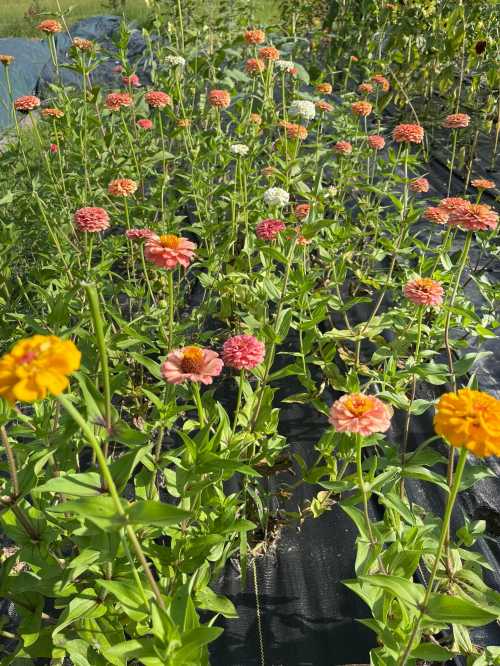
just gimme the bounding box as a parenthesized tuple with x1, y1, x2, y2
(162, 346, 223, 385)
(368, 135, 385, 150)
(122, 74, 140, 87)
(404, 278, 444, 307)
(334, 140, 352, 155)
(208, 89, 231, 108)
(74, 207, 110, 233)
(393, 123, 424, 144)
(424, 207, 449, 225)
(145, 91, 172, 109)
(316, 100, 333, 113)
(137, 118, 153, 130)
(145, 234, 196, 269)
(222, 335, 265, 370)
(448, 202, 498, 231)
(329, 393, 392, 436)
(295, 203, 310, 220)
(256, 218, 286, 241)
(442, 113, 470, 129)
(125, 228, 157, 240)
(14, 95, 40, 112)
(410, 177, 429, 193)
(438, 197, 468, 212)
(108, 178, 138, 197)
(358, 82, 374, 95)
(471, 178, 495, 190)
(245, 58, 265, 74)
(105, 92, 133, 111)
(49, 143, 58, 154)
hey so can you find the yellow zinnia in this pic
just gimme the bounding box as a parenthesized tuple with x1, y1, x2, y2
(0, 335, 81, 404)
(434, 388, 500, 458)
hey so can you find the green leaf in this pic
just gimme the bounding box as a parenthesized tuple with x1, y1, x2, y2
(53, 590, 105, 636)
(174, 626, 224, 662)
(410, 643, 457, 660)
(130, 352, 163, 380)
(357, 574, 425, 606)
(195, 587, 238, 618)
(127, 500, 190, 527)
(426, 594, 499, 627)
(34, 472, 101, 497)
(49, 496, 125, 530)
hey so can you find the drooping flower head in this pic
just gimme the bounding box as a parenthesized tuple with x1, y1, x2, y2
(289, 100, 316, 121)
(0, 55, 15, 66)
(471, 178, 495, 190)
(125, 228, 157, 240)
(368, 134, 385, 150)
(351, 101, 372, 117)
(41, 107, 64, 119)
(295, 203, 310, 220)
(329, 393, 392, 436)
(404, 278, 444, 307)
(261, 166, 277, 177)
(256, 218, 286, 240)
(316, 82, 332, 94)
(424, 206, 450, 225)
(14, 96, 41, 112)
(208, 89, 231, 108)
(434, 388, 500, 457)
(448, 202, 498, 231)
(393, 124, 424, 143)
(259, 46, 280, 61)
(37, 19, 62, 34)
(122, 74, 140, 87)
(0, 335, 81, 404)
(108, 179, 138, 197)
(442, 113, 470, 129)
(137, 118, 153, 130)
(334, 140, 353, 155)
(245, 58, 265, 74)
(280, 121, 308, 140)
(105, 92, 133, 111)
(145, 234, 196, 269)
(222, 335, 265, 370)
(409, 177, 430, 193)
(145, 91, 172, 109)
(244, 29, 265, 44)
(161, 346, 223, 385)
(263, 187, 289, 207)
(74, 207, 110, 233)
(371, 74, 390, 92)
(358, 82, 374, 95)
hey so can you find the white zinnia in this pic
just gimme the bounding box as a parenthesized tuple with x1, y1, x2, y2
(264, 187, 289, 207)
(164, 55, 186, 67)
(230, 143, 249, 156)
(325, 185, 338, 198)
(289, 99, 316, 121)
(275, 60, 295, 73)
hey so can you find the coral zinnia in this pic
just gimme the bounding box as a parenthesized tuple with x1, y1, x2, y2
(222, 335, 265, 370)
(368, 135, 385, 150)
(208, 89, 231, 108)
(37, 19, 62, 33)
(351, 101, 372, 117)
(72, 37, 93, 51)
(74, 207, 110, 233)
(316, 82, 332, 94)
(14, 96, 41, 112)
(410, 177, 430, 193)
(137, 118, 153, 130)
(161, 346, 223, 385)
(448, 202, 498, 231)
(244, 29, 265, 44)
(123, 74, 140, 87)
(424, 207, 450, 225)
(245, 58, 265, 74)
(108, 179, 138, 197)
(126, 228, 157, 240)
(329, 393, 392, 436)
(371, 74, 390, 92)
(334, 140, 353, 155)
(280, 121, 308, 140)
(145, 91, 172, 109)
(256, 218, 286, 240)
(434, 388, 500, 457)
(471, 178, 495, 190)
(358, 82, 374, 95)
(41, 107, 64, 119)
(105, 92, 133, 111)
(0, 335, 81, 404)
(316, 100, 333, 113)
(295, 203, 310, 220)
(393, 123, 424, 143)
(145, 234, 196, 269)
(403, 278, 444, 307)
(259, 46, 280, 61)
(442, 113, 470, 129)
(438, 197, 469, 212)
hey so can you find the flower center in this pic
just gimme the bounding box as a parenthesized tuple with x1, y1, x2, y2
(18, 350, 39, 365)
(345, 396, 373, 417)
(181, 346, 204, 373)
(159, 234, 181, 249)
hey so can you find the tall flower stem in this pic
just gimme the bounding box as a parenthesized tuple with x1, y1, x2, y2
(176, 0, 185, 52)
(57, 393, 165, 610)
(1, 426, 19, 498)
(398, 447, 468, 666)
(157, 110, 168, 226)
(232, 370, 245, 432)
(191, 383, 205, 427)
(166, 270, 175, 351)
(447, 130, 458, 196)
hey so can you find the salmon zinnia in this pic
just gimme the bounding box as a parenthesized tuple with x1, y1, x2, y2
(37, 20, 62, 33)
(74, 207, 110, 233)
(0, 335, 81, 404)
(351, 101, 372, 117)
(14, 96, 41, 112)
(329, 393, 392, 436)
(222, 335, 265, 370)
(145, 234, 196, 269)
(105, 92, 133, 111)
(161, 346, 223, 385)
(442, 113, 470, 129)
(145, 91, 172, 109)
(393, 123, 424, 144)
(244, 29, 265, 45)
(404, 278, 444, 307)
(208, 89, 231, 108)
(108, 179, 138, 197)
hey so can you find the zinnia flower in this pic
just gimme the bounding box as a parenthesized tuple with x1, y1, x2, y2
(316, 100, 333, 113)
(244, 29, 265, 44)
(434, 388, 500, 457)
(442, 113, 470, 129)
(424, 206, 450, 225)
(316, 82, 332, 94)
(280, 121, 308, 140)
(177, 118, 191, 128)
(105, 92, 133, 111)
(137, 118, 153, 130)
(448, 202, 498, 231)
(0, 55, 15, 65)
(295, 203, 310, 220)
(403, 278, 444, 307)
(351, 101, 372, 117)
(37, 19, 62, 33)
(471, 178, 495, 190)
(334, 140, 353, 155)
(145, 234, 196, 269)
(263, 187, 289, 207)
(438, 197, 469, 212)
(0, 335, 81, 404)
(261, 166, 277, 177)
(125, 228, 157, 240)
(222, 335, 265, 370)
(108, 179, 137, 197)
(329, 393, 392, 436)
(256, 218, 286, 240)
(161, 346, 223, 385)
(41, 107, 64, 119)
(74, 207, 110, 233)
(371, 74, 390, 92)
(249, 113, 262, 125)
(72, 37, 93, 51)
(368, 135, 385, 150)
(259, 46, 280, 61)
(410, 177, 430, 193)
(50, 143, 58, 154)
(122, 74, 140, 87)
(392, 123, 424, 144)
(245, 58, 265, 74)
(164, 55, 185, 67)
(289, 100, 316, 121)
(208, 89, 231, 108)
(358, 82, 373, 95)
(230, 143, 249, 156)
(14, 96, 40, 112)
(145, 91, 172, 109)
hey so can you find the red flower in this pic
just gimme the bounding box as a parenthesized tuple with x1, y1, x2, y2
(256, 219, 285, 240)
(122, 74, 140, 87)
(137, 118, 153, 130)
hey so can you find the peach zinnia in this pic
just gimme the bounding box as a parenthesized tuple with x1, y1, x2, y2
(222, 335, 265, 370)
(424, 207, 449, 225)
(145, 234, 196, 269)
(245, 58, 265, 74)
(442, 113, 470, 129)
(108, 178, 137, 197)
(392, 123, 424, 144)
(371, 74, 390, 92)
(72, 37, 93, 51)
(14, 95, 41, 112)
(244, 29, 265, 45)
(0, 335, 81, 404)
(125, 228, 157, 240)
(316, 100, 333, 113)
(249, 113, 262, 125)
(316, 82, 332, 94)
(448, 202, 498, 231)
(368, 134, 385, 150)
(259, 46, 280, 61)
(37, 19, 62, 34)
(329, 393, 392, 436)
(74, 207, 110, 233)
(410, 177, 429, 193)
(161, 346, 223, 385)
(105, 92, 133, 111)
(404, 278, 444, 307)
(438, 196, 468, 213)
(145, 91, 172, 109)
(280, 121, 308, 140)
(471, 178, 495, 190)
(295, 203, 310, 220)
(358, 82, 374, 95)
(208, 89, 231, 108)
(41, 107, 64, 119)
(334, 140, 353, 155)
(351, 101, 372, 117)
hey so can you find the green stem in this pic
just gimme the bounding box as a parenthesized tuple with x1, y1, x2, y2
(167, 270, 175, 351)
(232, 370, 245, 432)
(191, 383, 205, 427)
(1, 426, 19, 497)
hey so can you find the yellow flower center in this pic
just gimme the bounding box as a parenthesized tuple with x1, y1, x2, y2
(345, 395, 374, 416)
(181, 346, 204, 373)
(415, 278, 434, 293)
(159, 234, 181, 249)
